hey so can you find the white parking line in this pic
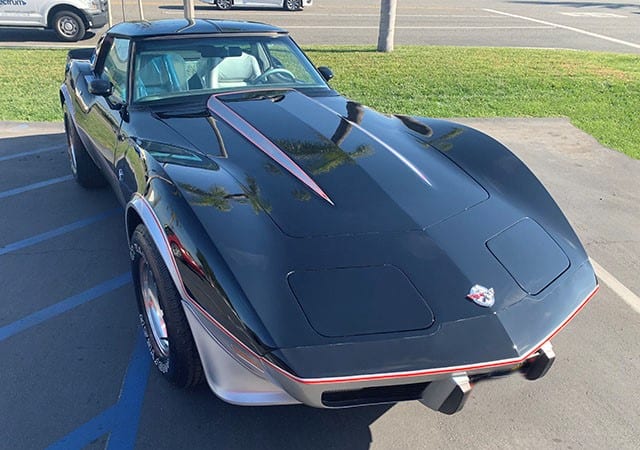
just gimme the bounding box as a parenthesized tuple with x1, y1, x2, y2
(484, 9, 640, 50)
(590, 258, 640, 315)
(284, 26, 553, 30)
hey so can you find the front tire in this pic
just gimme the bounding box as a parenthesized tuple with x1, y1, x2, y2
(52, 10, 86, 42)
(216, 0, 232, 10)
(131, 225, 204, 388)
(63, 106, 106, 188)
(284, 0, 302, 11)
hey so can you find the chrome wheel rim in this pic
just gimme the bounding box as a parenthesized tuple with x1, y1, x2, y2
(139, 257, 169, 357)
(65, 119, 78, 175)
(58, 16, 78, 38)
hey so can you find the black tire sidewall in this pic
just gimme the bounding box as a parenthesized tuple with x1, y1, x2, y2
(62, 106, 106, 188)
(53, 10, 86, 42)
(131, 225, 203, 388)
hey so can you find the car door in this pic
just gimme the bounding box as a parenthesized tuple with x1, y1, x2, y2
(0, 0, 43, 26)
(82, 36, 131, 190)
(240, 0, 282, 7)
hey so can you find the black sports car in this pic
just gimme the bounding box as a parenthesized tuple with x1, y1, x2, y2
(60, 19, 598, 414)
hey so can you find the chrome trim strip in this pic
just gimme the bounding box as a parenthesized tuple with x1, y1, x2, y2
(207, 92, 334, 206)
(127, 194, 182, 294)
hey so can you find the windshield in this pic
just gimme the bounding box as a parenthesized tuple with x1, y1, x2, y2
(132, 35, 328, 103)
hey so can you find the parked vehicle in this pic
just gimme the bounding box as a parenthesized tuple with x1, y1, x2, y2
(60, 19, 598, 414)
(0, 0, 107, 41)
(199, 0, 313, 11)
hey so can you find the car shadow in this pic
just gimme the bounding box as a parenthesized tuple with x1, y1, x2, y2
(139, 377, 393, 449)
(0, 28, 96, 43)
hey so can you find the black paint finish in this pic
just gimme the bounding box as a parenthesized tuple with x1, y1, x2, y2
(61, 19, 597, 380)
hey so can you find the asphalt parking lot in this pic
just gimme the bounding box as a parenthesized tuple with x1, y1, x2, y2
(0, 0, 638, 53)
(1, 0, 639, 448)
(1, 119, 639, 449)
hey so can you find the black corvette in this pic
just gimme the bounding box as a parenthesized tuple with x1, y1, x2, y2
(60, 19, 598, 414)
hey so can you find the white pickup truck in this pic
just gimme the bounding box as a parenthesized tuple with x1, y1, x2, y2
(0, 0, 108, 41)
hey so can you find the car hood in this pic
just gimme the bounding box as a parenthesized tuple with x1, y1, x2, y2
(153, 91, 591, 355)
(162, 90, 488, 238)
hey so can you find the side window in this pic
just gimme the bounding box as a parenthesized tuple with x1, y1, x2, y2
(101, 38, 130, 101)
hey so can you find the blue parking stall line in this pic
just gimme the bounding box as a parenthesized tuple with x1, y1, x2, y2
(47, 330, 151, 450)
(0, 272, 131, 342)
(0, 208, 119, 256)
(0, 144, 66, 162)
(107, 330, 152, 450)
(0, 175, 73, 200)
(46, 406, 119, 450)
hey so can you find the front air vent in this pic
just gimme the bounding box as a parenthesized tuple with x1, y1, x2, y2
(321, 382, 430, 408)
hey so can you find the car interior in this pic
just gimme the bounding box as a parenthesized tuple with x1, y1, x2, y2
(132, 38, 323, 102)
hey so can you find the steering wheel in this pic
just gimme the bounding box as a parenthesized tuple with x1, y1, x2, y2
(253, 68, 296, 84)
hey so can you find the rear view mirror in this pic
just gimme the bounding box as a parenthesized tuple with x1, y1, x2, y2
(318, 66, 334, 82)
(88, 78, 113, 97)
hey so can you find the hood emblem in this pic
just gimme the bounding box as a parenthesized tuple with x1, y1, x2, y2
(467, 285, 495, 308)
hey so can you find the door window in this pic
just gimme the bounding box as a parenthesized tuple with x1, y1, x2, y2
(101, 38, 131, 102)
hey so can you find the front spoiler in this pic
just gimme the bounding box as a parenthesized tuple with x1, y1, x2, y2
(264, 341, 556, 413)
(184, 293, 563, 414)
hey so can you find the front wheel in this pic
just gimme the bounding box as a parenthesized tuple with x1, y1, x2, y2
(284, 0, 303, 11)
(52, 10, 86, 42)
(131, 225, 204, 388)
(217, 0, 232, 10)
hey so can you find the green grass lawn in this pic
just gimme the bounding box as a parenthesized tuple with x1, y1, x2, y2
(1, 46, 638, 158)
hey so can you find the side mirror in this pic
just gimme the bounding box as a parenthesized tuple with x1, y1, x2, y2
(88, 78, 113, 97)
(318, 66, 334, 82)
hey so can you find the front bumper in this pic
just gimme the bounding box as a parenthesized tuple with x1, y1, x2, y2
(179, 250, 596, 414)
(84, 11, 108, 29)
(183, 290, 567, 414)
(264, 341, 556, 414)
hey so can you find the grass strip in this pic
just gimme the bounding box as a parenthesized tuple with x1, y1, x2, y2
(1, 46, 638, 158)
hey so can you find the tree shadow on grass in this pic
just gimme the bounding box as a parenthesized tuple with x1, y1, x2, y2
(0, 28, 95, 43)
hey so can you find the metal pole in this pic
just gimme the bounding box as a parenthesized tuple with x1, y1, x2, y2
(138, 0, 144, 20)
(107, 0, 113, 27)
(184, 0, 195, 20)
(377, 0, 398, 52)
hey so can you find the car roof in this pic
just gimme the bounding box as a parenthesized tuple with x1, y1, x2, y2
(107, 19, 287, 38)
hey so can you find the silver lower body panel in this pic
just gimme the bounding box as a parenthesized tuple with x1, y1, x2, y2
(183, 299, 555, 414)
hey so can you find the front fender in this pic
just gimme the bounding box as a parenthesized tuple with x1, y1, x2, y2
(126, 175, 275, 355)
(421, 118, 587, 261)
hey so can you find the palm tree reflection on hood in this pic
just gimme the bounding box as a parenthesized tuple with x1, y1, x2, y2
(179, 176, 272, 214)
(179, 101, 377, 209)
(274, 101, 374, 176)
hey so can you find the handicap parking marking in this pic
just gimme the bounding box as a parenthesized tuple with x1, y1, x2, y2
(47, 330, 151, 450)
(0, 208, 119, 256)
(0, 272, 131, 342)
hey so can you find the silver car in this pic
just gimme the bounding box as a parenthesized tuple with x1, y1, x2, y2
(200, 0, 313, 11)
